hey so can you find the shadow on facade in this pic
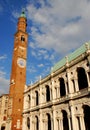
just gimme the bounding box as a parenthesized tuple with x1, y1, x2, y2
(83, 105, 90, 130)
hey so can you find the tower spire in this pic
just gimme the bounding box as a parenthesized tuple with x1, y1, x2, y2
(17, 9, 27, 32)
(20, 8, 26, 18)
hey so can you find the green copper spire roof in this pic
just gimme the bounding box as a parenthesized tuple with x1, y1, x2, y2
(20, 9, 26, 18)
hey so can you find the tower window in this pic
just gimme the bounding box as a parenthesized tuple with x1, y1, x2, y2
(21, 35, 25, 42)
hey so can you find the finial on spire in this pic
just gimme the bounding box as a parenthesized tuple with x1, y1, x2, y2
(20, 8, 26, 18)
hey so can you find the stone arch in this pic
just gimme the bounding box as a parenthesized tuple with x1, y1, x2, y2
(35, 115, 39, 130)
(46, 113, 51, 130)
(35, 91, 39, 105)
(28, 94, 30, 100)
(83, 105, 90, 130)
(46, 85, 50, 102)
(1, 123, 5, 130)
(27, 94, 31, 108)
(77, 67, 88, 90)
(62, 110, 69, 130)
(59, 78, 66, 97)
(27, 117, 30, 129)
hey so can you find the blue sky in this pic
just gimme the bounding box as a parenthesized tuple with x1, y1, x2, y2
(0, 0, 90, 95)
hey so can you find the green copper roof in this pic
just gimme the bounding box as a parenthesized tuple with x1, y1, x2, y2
(52, 42, 90, 73)
(20, 10, 26, 18)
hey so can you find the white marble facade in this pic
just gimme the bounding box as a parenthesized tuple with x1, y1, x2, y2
(22, 43, 90, 130)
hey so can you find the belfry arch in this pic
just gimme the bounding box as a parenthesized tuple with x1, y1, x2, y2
(77, 67, 88, 90)
(83, 105, 90, 130)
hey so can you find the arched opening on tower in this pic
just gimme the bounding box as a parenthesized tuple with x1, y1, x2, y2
(59, 78, 66, 97)
(46, 85, 50, 102)
(21, 35, 25, 42)
(77, 67, 88, 90)
(27, 117, 30, 129)
(35, 91, 39, 105)
(83, 105, 90, 130)
(47, 113, 51, 130)
(62, 110, 69, 130)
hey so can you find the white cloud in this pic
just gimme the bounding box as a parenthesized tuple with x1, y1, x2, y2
(0, 70, 6, 77)
(29, 42, 36, 49)
(0, 55, 7, 60)
(26, 0, 90, 56)
(27, 65, 37, 73)
(31, 49, 50, 60)
(31, 51, 37, 57)
(38, 64, 44, 67)
(0, 70, 9, 95)
(0, 77, 9, 95)
(12, 10, 20, 19)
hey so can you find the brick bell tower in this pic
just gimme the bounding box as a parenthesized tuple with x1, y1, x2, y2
(8, 11, 28, 130)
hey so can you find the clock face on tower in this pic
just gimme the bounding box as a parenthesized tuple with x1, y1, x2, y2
(17, 58, 26, 68)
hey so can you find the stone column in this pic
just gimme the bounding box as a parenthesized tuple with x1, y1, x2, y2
(53, 109, 58, 130)
(74, 78, 79, 92)
(87, 55, 90, 89)
(66, 69, 70, 94)
(6, 118, 12, 130)
(44, 120, 47, 130)
(68, 116, 72, 130)
(32, 94, 35, 107)
(22, 115, 26, 130)
(60, 118, 63, 130)
(65, 82, 68, 95)
(57, 119, 60, 130)
(41, 87, 45, 104)
(30, 114, 32, 130)
(24, 95, 28, 110)
(51, 79, 55, 100)
(42, 120, 45, 130)
(39, 84, 42, 104)
(57, 86, 60, 98)
(31, 91, 35, 107)
(32, 116, 35, 130)
(58, 119, 62, 130)
(86, 72, 90, 88)
(50, 87, 52, 100)
(51, 110, 54, 130)
(43, 92, 46, 103)
(70, 105, 77, 130)
(79, 115, 85, 130)
(39, 110, 43, 130)
(33, 121, 36, 130)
